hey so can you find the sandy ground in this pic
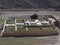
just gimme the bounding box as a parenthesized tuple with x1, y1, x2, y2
(33, 29, 60, 45)
(0, 35, 59, 45)
(0, 11, 60, 18)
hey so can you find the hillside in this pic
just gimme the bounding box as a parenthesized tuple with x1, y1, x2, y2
(0, 0, 60, 10)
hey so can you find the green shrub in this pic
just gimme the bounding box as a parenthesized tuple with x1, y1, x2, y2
(42, 27, 52, 30)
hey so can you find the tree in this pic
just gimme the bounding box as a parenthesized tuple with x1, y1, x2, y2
(30, 13, 38, 19)
(54, 21, 60, 28)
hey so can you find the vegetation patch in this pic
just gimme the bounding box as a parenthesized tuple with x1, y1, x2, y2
(0, 19, 5, 23)
(42, 27, 53, 30)
(17, 25, 26, 30)
(28, 27, 41, 30)
(16, 18, 24, 23)
(4, 26, 15, 32)
(38, 15, 49, 20)
(6, 19, 15, 24)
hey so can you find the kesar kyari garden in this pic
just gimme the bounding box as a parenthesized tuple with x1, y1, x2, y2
(0, 14, 59, 37)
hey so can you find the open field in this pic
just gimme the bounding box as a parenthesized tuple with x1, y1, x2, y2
(0, 36, 59, 45)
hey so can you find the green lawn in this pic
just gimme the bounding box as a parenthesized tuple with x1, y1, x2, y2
(0, 19, 5, 23)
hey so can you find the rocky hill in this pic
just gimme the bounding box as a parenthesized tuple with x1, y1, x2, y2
(0, 0, 60, 10)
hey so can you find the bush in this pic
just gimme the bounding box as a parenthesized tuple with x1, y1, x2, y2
(30, 13, 38, 19)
